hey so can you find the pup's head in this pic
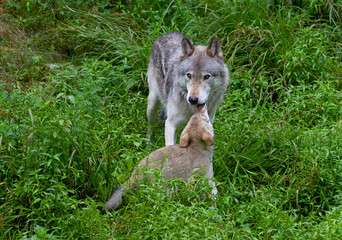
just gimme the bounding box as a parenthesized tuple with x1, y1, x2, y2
(179, 104, 214, 148)
(178, 36, 228, 106)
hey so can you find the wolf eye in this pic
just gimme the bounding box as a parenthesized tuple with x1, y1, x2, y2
(186, 73, 192, 79)
(204, 74, 211, 80)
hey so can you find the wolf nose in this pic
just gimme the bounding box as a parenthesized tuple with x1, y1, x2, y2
(188, 96, 199, 105)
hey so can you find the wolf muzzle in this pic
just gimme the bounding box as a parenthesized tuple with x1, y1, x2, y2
(188, 96, 199, 105)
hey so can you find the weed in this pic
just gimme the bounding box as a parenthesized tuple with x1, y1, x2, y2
(1, 0, 342, 239)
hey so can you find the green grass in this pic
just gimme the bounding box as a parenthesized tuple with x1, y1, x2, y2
(1, 0, 342, 239)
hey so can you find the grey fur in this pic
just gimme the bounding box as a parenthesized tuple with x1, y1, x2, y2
(147, 32, 229, 146)
(159, 107, 167, 121)
(101, 187, 124, 213)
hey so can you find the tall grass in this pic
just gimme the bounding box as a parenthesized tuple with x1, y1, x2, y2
(1, 0, 342, 239)
(202, 0, 341, 98)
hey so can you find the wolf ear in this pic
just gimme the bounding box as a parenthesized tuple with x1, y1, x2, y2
(202, 131, 214, 146)
(181, 37, 195, 57)
(180, 132, 191, 148)
(207, 36, 224, 61)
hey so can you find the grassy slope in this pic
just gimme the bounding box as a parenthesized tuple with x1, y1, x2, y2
(1, 0, 342, 239)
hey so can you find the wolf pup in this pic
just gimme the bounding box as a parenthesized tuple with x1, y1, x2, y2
(147, 32, 229, 146)
(102, 104, 217, 212)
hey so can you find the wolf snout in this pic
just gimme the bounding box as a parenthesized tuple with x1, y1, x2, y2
(188, 96, 199, 105)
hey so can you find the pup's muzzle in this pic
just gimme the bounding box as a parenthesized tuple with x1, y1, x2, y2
(196, 103, 205, 107)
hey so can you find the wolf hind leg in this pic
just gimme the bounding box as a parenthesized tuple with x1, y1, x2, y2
(147, 91, 161, 145)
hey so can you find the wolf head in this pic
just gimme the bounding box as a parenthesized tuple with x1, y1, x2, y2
(178, 36, 228, 106)
(179, 104, 214, 148)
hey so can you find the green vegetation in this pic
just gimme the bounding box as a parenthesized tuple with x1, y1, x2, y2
(1, 0, 341, 239)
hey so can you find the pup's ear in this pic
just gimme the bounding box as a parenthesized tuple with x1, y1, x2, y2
(181, 37, 195, 57)
(207, 36, 224, 61)
(180, 132, 190, 148)
(202, 131, 214, 146)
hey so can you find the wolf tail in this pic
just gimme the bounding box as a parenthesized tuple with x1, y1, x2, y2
(101, 187, 125, 213)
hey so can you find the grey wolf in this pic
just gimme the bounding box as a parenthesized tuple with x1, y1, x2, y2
(102, 104, 217, 212)
(147, 32, 229, 146)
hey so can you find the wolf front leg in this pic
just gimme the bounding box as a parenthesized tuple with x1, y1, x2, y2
(165, 119, 177, 146)
(205, 161, 218, 196)
(165, 105, 185, 146)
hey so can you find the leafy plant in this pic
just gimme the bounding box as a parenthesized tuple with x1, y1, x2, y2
(1, 0, 342, 239)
